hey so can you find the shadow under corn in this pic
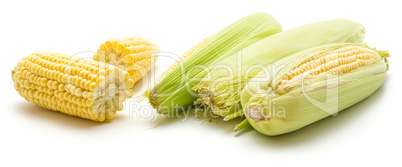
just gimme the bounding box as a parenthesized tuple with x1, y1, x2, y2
(14, 101, 120, 129)
(245, 79, 388, 148)
(151, 78, 389, 147)
(154, 110, 244, 134)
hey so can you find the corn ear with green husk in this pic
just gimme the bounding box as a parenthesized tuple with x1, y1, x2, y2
(239, 43, 389, 136)
(146, 12, 282, 114)
(193, 19, 366, 118)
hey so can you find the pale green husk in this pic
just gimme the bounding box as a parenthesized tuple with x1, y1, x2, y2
(146, 12, 282, 114)
(193, 19, 366, 117)
(240, 43, 389, 136)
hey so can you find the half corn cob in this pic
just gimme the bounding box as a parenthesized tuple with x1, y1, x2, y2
(193, 19, 366, 118)
(94, 36, 159, 83)
(240, 43, 389, 135)
(146, 12, 282, 114)
(12, 52, 134, 122)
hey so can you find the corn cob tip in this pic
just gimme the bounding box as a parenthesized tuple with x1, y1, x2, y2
(356, 22, 366, 35)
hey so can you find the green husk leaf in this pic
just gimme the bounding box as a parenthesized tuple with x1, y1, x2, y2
(147, 12, 282, 114)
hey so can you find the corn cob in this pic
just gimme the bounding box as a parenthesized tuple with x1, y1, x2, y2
(240, 43, 389, 135)
(193, 19, 366, 118)
(146, 12, 282, 114)
(12, 52, 134, 122)
(94, 36, 159, 83)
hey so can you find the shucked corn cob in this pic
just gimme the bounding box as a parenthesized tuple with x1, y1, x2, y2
(193, 19, 366, 118)
(146, 12, 282, 114)
(94, 36, 159, 83)
(240, 43, 389, 135)
(12, 52, 134, 122)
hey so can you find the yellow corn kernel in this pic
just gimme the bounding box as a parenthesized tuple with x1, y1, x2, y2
(276, 46, 380, 94)
(12, 52, 134, 122)
(94, 37, 159, 83)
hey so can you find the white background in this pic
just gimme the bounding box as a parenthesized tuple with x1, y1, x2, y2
(1, 0, 401, 166)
